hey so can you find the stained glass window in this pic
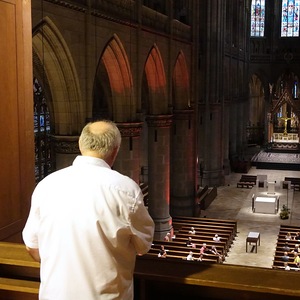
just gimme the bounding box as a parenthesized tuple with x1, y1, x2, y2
(293, 81, 298, 98)
(33, 77, 54, 183)
(250, 0, 265, 37)
(281, 0, 300, 37)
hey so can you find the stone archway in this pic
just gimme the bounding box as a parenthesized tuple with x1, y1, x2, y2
(32, 17, 83, 170)
(171, 51, 196, 216)
(94, 34, 135, 122)
(32, 17, 83, 135)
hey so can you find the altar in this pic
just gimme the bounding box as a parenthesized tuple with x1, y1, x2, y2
(253, 196, 279, 214)
(272, 133, 299, 143)
(268, 133, 300, 152)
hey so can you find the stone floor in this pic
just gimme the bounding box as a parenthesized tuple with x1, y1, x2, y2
(202, 167, 300, 269)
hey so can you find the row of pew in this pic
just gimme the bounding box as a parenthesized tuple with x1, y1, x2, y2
(272, 224, 300, 271)
(236, 175, 257, 188)
(0, 242, 40, 299)
(284, 177, 300, 191)
(146, 216, 237, 263)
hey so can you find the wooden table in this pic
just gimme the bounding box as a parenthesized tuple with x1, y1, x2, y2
(246, 232, 260, 253)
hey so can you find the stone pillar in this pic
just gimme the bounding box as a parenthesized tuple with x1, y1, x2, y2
(114, 122, 143, 184)
(236, 101, 244, 157)
(229, 102, 237, 158)
(52, 135, 80, 170)
(146, 115, 173, 240)
(170, 109, 196, 217)
(202, 105, 224, 187)
(223, 104, 230, 175)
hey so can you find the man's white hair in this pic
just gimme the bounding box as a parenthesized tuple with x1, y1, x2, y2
(79, 120, 121, 159)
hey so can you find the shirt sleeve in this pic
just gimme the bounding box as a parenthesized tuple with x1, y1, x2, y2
(129, 190, 154, 254)
(22, 192, 40, 249)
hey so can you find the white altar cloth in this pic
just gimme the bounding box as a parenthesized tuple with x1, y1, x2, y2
(254, 196, 277, 214)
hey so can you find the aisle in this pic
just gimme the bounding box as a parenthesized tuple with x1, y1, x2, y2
(202, 167, 300, 268)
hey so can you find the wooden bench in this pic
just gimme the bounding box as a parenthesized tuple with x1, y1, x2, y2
(172, 216, 237, 246)
(152, 240, 226, 256)
(148, 247, 219, 263)
(171, 234, 229, 253)
(144, 251, 219, 263)
(279, 224, 300, 232)
(173, 216, 237, 233)
(272, 264, 300, 271)
(197, 186, 218, 210)
(151, 241, 225, 254)
(178, 229, 232, 241)
(0, 242, 40, 299)
(284, 177, 300, 191)
(173, 222, 236, 243)
(176, 232, 232, 251)
(0, 277, 39, 300)
(171, 237, 228, 254)
(237, 175, 257, 188)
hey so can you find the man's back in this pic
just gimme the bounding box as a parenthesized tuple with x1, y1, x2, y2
(23, 156, 154, 299)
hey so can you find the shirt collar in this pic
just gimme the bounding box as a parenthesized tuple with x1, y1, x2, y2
(73, 155, 111, 169)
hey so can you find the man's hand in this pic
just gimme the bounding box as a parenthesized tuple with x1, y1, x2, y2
(26, 246, 41, 262)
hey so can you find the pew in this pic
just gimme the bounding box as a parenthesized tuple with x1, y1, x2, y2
(176, 231, 232, 251)
(0, 277, 39, 300)
(197, 186, 218, 210)
(147, 247, 219, 263)
(279, 224, 300, 232)
(173, 221, 236, 243)
(237, 175, 257, 188)
(151, 240, 225, 256)
(271, 224, 300, 270)
(173, 216, 237, 231)
(0, 242, 40, 299)
(284, 177, 300, 191)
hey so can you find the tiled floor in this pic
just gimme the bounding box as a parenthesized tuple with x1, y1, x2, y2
(203, 167, 300, 268)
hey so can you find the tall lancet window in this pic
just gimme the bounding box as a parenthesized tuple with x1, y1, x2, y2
(250, 0, 265, 37)
(281, 0, 300, 37)
(33, 77, 54, 183)
(293, 81, 298, 98)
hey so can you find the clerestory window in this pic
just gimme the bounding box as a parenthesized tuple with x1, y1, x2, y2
(281, 0, 300, 37)
(250, 0, 265, 37)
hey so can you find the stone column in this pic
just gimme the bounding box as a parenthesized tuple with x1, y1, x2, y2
(202, 105, 224, 187)
(114, 122, 143, 184)
(146, 115, 173, 240)
(223, 104, 230, 175)
(52, 135, 80, 170)
(170, 109, 196, 217)
(229, 102, 237, 158)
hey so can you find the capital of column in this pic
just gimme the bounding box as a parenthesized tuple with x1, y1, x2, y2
(146, 114, 173, 128)
(116, 122, 143, 137)
(52, 135, 80, 154)
(173, 109, 194, 120)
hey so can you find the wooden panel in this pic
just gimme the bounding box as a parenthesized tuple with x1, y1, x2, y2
(0, 1, 21, 228)
(0, 0, 35, 240)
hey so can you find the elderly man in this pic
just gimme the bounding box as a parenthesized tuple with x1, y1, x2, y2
(23, 120, 155, 300)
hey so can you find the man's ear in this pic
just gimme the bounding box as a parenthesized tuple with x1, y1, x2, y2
(106, 146, 120, 167)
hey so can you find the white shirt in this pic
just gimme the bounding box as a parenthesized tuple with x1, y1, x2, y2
(23, 156, 154, 300)
(186, 253, 194, 261)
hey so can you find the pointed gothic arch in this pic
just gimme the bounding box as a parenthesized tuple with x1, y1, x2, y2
(143, 45, 168, 114)
(93, 35, 134, 122)
(32, 16, 83, 135)
(270, 71, 300, 136)
(172, 51, 190, 109)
